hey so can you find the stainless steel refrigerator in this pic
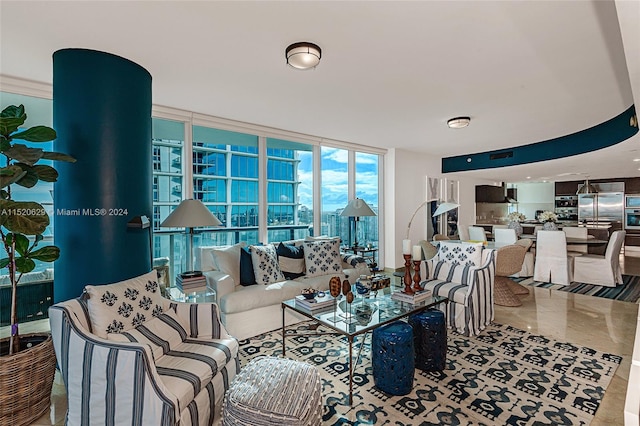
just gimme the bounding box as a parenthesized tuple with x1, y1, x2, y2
(578, 192, 624, 223)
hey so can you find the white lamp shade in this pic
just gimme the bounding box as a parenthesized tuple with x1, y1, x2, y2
(160, 199, 222, 228)
(340, 198, 377, 217)
(432, 202, 460, 217)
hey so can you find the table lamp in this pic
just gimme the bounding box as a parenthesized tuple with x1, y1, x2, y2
(160, 199, 222, 274)
(341, 198, 377, 248)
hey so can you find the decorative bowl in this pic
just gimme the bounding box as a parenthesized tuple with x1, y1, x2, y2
(301, 288, 318, 299)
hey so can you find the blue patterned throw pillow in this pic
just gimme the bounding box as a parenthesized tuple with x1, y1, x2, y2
(302, 238, 342, 277)
(250, 244, 285, 285)
(437, 241, 483, 266)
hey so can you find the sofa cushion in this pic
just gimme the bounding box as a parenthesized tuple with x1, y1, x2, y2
(85, 270, 165, 338)
(277, 242, 306, 280)
(438, 241, 483, 266)
(106, 307, 188, 361)
(211, 243, 245, 287)
(421, 278, 469, 305)
(250, 244, 285, 285)
(156, 336, 239, 410)
(220, 275, 336, 315)
(303, 239, 342, 277)
(239, 246, 257, 286)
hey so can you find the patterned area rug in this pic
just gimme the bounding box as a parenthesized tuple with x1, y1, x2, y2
(238, 321, 621, 425)
(517, 274, 640, 303)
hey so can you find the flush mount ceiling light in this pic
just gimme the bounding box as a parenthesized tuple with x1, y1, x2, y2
(447, 117, 471, 129)
(285, 42, 321, 70)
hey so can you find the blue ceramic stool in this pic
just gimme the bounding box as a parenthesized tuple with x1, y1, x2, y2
(372, 321, 414, 395)
(409, 309, 447, 371)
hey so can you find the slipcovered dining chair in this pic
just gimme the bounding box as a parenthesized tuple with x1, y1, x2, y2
(433, 234, 451, 241)
(563, 226, 588, 254)
(494, 228, 517, 247)
(573, 230, 626, 287)
(514, 238, 534, 283)
(533, 230, 575, 285)
(468, 226, 487, 242)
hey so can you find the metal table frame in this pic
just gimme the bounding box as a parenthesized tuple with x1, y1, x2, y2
(281, 294, 449, 405)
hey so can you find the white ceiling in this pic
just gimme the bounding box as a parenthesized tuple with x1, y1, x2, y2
(1, 0, 639, 184)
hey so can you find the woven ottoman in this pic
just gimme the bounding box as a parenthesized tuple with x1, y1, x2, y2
(409, 309, 447, 371)
(222, 356, 322, 426)
(372, 320, 414, 395)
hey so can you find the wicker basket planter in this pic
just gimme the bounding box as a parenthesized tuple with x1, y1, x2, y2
(0, 333, 57, 426)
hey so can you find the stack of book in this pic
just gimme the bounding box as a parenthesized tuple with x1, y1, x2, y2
(176, 272, 207, 292)
(294, 294, 335, 313)
(391, 289, 432, 304)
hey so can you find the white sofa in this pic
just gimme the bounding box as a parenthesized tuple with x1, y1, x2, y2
(49, 270, 239, 425)
(419, 241, 496, 336)
(196, 238, 370, 340)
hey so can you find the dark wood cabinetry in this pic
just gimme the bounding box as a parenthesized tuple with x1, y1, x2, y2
(475, 185, 505, 203)
(555, 181, 579, 195)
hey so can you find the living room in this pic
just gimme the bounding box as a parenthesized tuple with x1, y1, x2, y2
(1, 1, 639, 425)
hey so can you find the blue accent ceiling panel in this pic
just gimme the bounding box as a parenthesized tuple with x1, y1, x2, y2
(53, 49, 152, 302)
(442, 105, 638, 173)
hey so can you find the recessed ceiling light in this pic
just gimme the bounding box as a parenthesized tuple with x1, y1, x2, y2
(526, 176, 531, 179)
(285, 42, 321, 70)
(634, 158, 640, 162)
(447, 117, 470, 129)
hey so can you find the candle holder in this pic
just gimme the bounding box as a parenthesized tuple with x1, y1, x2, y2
(403, 254, 414, 294)
(412, 260, 422, 292)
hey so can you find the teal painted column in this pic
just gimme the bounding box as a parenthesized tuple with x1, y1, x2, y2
(53, 49, 152, 302)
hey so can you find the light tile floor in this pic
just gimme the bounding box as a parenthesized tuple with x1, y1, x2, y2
(11, 254, 640, 425)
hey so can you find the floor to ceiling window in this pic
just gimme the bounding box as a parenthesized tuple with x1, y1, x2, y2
(266, 138, 313, 242)
(355, 152, 380, 247)
(193, 126, 259, 246)
(2, 82, 385, 284)
(151, 117, 185, 272)
(0, 93, 55, 277)
(320, 147, 349, 240)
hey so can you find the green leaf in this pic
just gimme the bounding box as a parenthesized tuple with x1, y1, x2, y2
(3, 201, 50, 235)
(0, 258, 9, 269)
(6, 233, 29, 256)
(3, 144, 43, 165)
(14, 163, 38, 188)
(15, 257, 35, 274)
(28, 246, 60, 262)
(0, 138, 10, 152)
(0, 105, 26, 136)
(0, 165, 27, 188)
(11, 126, 56, 142)
(33, 165, 58, 182)
(41, 151, 76, 163)
(0, 105, 25, 119)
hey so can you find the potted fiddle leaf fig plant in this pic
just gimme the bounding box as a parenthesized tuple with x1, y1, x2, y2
(0, 104, 75, 424)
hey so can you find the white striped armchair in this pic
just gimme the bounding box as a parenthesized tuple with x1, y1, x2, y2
(419, 243, 496, 336)
(49, 294, 239, 425)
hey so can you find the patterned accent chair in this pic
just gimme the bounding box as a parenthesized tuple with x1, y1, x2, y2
(49, 270, 240, 426)
(419, 242, 495, 336)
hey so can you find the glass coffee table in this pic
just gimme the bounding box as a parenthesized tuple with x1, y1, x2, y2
(281, 293, 449, 405)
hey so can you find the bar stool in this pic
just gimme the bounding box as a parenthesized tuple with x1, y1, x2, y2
(372, 321, 414, 395)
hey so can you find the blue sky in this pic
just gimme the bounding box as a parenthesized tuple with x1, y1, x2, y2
(297, 148, 378, 212)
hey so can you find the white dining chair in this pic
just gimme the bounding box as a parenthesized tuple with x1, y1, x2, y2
(514, 238, 534, 279)
(494, 228, 517, 247)
(563, 226, 588, 254)
(573, 230, 626, 287)
(533, 230, 574, 285)
(468, 226, 487, 242)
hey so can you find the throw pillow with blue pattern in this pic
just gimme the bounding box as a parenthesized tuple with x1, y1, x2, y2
(302, 238, 342, 277)
(437, 241, 483, 266)
(250, 244, 285, 285)
(85, 270, 165, 338)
